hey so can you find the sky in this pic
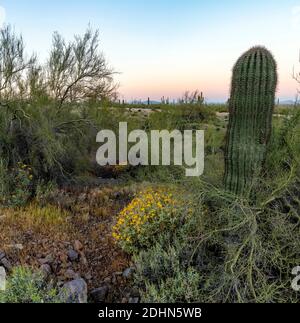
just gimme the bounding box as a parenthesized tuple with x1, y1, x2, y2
(0, 0, 300, 102)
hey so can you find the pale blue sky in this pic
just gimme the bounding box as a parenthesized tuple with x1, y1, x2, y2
(0, 0, 299, 101)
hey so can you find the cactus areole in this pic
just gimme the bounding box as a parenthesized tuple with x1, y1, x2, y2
(224, 46, 278, 196)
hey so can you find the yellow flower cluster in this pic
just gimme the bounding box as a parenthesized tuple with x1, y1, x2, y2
(17, 162, 33, 180)
(112, 187, 178, 252)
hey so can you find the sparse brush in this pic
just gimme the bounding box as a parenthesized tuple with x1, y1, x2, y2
(0, 267, 61, 303)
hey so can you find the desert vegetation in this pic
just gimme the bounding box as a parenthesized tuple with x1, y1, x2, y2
(0, 24, 299, 303)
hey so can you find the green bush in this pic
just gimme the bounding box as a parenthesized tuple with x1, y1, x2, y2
(0, 160, 33, 206)
(143, 268, 201, 303)
(0, 267, 60, 303)
(134, 241, 202, 303)
(112, 186, 194, 253)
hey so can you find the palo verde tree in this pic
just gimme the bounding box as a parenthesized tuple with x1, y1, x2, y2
(0, 25, 36, 104)
(46, 27, 117, 109)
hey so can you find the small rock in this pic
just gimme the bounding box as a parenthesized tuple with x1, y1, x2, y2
(104, 277, 111, 284)
(0, 258, 12, 271)
(6, 244, 23, 250)
(84, 272, 92, 280)
(123, 267, 135, 279)
(57, 280, 65, 288)
(90, 286, 109, 303)
(0, 251, 5, 260)
(74, 240, 83, 252)
(60, 278, 88, 303)
(38, 254, 54, 265)
(58, 252, 68, 263)
(0, 267, 6, 291)
(64, 269, 79, 280)
(79, 253, 88, 265)
(114, 272, 123, 276)
(67, 249, 79, 262)
(40, 264, 52, 280)
(128, 297, 139, 304)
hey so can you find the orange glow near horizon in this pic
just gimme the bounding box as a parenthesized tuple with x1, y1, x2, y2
(118, 70, 297, 102)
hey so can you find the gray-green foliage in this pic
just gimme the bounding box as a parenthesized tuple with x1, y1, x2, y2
(0, 267, 60, 303)
(143, 268, 201, 303)
(134, 243, 201, 303)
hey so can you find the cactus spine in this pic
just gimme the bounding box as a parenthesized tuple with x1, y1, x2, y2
(224, 46, 277, 195)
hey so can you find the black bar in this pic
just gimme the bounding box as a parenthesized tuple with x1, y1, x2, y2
(0, 303, 299, 322)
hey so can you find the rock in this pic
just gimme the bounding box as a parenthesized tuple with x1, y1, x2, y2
(67, 249, 79, 262)
(128, 297, 139, 304)
(123, 267, 135, 279)
(104, 277, 111, 284)
(38, 254, 54, 265)
(114, 271, 123, 276)
(64, 269, 79, 280)
(58, 252, 68, 263)
(0, 258, 12, 271)
(6, 244, 23, 250)
(40, 264, 52, 280)
(60, 278, 88, 303)
(90, 286, 109, 303)
(79, 253, 88, 265)
(84, 272, 92, 281)
(74, 240, 83, 252)
(0, 251, 5, 260)
(0, 267, 6, 291)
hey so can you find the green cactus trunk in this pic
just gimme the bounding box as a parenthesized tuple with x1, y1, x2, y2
(224, 46, 277, 196)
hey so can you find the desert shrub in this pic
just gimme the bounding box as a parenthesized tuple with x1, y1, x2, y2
(142, 267, 201, 303)
(34, 180, 58, 203)
(134, 243, 183, 285)
(0, 158, 10, 200)
(112, 186, 193, 253)
(0, 25, 119, 200)
(9, 162, 33, 206)
(147, 103, 215, 132)
(0, 267, 60, 303)
(193, 185, 300, 303)
(134, 240, 202, 303)
(0, 161, 33, 207)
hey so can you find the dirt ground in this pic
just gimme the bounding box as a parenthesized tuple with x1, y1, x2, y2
(0, 182, 138, 302)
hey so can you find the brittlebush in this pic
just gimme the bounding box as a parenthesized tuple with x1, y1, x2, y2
(112, 186, 193, 253)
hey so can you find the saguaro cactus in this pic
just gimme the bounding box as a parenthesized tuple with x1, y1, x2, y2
(224, 46, 278, 195)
